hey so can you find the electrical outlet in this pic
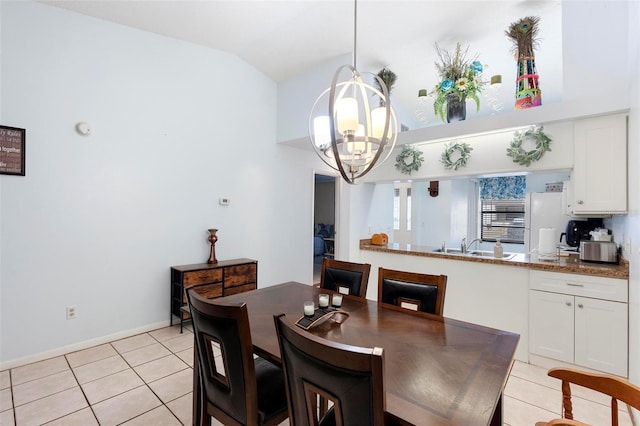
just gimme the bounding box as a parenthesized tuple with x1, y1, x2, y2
(66, 306, 77, 320)
(623, 237, 631, 256)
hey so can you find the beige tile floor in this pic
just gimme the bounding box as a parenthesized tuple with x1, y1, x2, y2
(1, 323, 636, 426)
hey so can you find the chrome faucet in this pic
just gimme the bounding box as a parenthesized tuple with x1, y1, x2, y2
(461, 237, 483, 253)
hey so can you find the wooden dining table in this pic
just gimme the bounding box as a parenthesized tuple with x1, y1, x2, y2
(216, 281, 519, 425)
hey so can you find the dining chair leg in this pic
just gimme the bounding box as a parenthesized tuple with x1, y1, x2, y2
(193, 347, 208, 425)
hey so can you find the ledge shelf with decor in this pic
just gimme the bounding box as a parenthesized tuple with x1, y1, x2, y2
(170, 258, 258, 332)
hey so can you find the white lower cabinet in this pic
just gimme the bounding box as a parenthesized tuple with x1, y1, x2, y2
(529, 271, 628, 377)
(529, 290, 574, 363)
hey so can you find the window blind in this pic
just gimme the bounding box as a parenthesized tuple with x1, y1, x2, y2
(480, 199, 525, 243)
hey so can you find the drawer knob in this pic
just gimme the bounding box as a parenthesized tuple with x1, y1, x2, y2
(578, 303, 584, 308)
(566, 301, 572, 306)
(577, 200, 584, 205)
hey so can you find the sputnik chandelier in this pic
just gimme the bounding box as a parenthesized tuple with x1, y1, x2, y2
(309, 0, 397, 184)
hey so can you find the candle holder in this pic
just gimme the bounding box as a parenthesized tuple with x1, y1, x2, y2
(304, 301, 315, 316)
(207, 228, 218, 264)
(318, 293, 329, 308)
(331, 294, 343, 308)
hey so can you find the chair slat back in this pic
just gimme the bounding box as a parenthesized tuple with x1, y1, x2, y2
(274, 313, 386, 426)
(187, 290, 259, 426)
(547, 367, 640, 426)
(377, 267, 447, 316)
(320, 258, 371, 298)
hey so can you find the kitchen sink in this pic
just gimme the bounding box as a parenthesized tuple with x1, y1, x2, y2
(432, 248, 517, 260)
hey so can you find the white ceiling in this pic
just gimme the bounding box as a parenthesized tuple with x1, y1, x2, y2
(40, 0, 564, 127)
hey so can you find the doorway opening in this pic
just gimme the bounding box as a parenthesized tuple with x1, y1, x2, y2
(313, 173, 337, 284)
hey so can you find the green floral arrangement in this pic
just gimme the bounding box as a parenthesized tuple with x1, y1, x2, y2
(441, 142, 473, 171)
(429, 43, 486, 121)
(374, 67, 398, 106)
(506, 126, 552, 166)
(395, 145, 424, 175)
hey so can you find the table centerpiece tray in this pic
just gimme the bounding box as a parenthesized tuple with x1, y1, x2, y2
(296, 306, 349, 330)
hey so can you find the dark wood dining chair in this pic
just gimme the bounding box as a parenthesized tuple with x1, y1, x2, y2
(319, 258, 371, 299)
(273, 313, 391, 426)
(535, 367, 640, 426)
(377, 267, 447, 316)
(186, 289, 288, 426)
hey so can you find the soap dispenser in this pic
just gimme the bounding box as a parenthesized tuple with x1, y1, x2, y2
(494, 240, 503, 258)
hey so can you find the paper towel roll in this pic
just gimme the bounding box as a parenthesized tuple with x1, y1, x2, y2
(539, 228, 557, 257)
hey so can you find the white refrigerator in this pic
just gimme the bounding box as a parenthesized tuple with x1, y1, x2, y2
(524, 192, 568, 254)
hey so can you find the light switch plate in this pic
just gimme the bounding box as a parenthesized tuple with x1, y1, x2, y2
(219, 198, 230, 206)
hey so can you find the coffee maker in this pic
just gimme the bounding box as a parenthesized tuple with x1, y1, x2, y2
(560, 218, 603, 249)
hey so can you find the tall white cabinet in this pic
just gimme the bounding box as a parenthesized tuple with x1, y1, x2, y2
(529, 270, 628, 377)
(571, 114, 627, 214)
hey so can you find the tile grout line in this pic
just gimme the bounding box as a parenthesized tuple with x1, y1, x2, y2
(102, 335, 175, 425)
(59, 353, 99, 426)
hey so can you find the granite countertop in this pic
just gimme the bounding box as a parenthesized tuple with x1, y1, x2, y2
(360, 239, 629, 279)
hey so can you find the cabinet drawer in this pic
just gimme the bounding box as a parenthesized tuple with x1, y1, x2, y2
(224, 264, 257, 287)
(187, 283, 223, 301)
(530, 270, 627, 302)
(224, 283, 256, 296)
(183, 269, 223, 286)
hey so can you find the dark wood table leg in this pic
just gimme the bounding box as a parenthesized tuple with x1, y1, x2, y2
(490, 393, 503, 426)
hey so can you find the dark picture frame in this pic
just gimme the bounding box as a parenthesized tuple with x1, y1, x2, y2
(0, 125, 26, 176)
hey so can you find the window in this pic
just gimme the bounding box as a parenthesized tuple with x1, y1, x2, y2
(393, 188, 400, 230)
(406, 188, 412, 231)
(480, 199, 525, 243)
(393, 186, 411, 232)
(478, 176, 525, 244)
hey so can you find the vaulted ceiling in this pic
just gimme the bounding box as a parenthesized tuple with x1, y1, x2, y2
(41, 0, 563, 127)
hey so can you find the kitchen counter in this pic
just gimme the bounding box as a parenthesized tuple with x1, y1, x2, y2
(360, 239, 629, 279)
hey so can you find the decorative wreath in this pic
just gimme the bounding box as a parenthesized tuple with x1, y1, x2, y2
(441, 142, 473, 171)
(395, 146, 424, 175)
(507, 126, 552, 166)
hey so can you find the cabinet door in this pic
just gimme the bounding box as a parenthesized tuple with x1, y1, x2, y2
(573, 114, 627, 213)
(574, 297, 628, 377)
(529, 290, 574, 363)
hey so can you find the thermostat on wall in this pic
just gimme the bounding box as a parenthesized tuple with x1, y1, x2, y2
(219, 198, 230, 206)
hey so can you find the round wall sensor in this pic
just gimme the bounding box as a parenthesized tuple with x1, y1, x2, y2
(75, 122, 92, 136)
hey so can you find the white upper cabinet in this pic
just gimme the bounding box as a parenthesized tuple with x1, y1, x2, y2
(572, 114, 627, 214)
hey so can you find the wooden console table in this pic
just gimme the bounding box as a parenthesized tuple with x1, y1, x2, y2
(170, 258, 257, 332)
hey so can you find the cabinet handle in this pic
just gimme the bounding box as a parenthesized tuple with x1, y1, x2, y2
(577, 200, 584, 205)
(578, 303, 584, 308)
(566, 282, 584, 287)
(566, 301, 572, 306)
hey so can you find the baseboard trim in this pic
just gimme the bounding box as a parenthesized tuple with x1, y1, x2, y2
(0, 320, 171, 371)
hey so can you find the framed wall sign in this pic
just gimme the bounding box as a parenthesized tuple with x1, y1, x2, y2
(0, 125, 26, 176)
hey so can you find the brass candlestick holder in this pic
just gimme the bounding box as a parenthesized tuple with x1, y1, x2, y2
(207, 228, 218, 264)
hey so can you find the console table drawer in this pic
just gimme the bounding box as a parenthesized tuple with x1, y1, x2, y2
(170, 259, 258, 332)
(225, 283, 257, 296)
(183, 269, 223, 286)
(187, 283, 223, 301)
(225, 264, 257, 287)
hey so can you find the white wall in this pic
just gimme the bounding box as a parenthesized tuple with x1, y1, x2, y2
(0, 2, 317, 367)
(364, 182, 394, 238)
(412, 180, 452, 247)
